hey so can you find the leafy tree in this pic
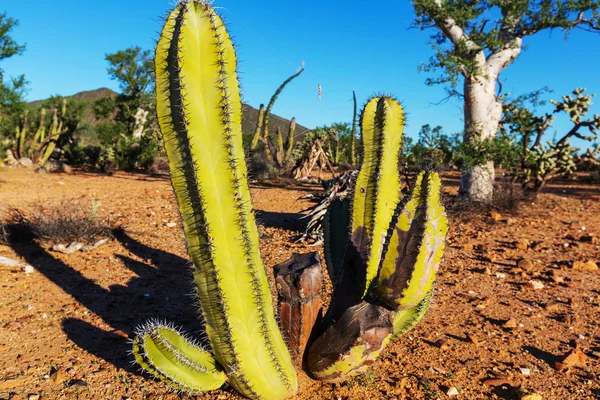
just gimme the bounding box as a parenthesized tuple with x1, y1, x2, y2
(94, 46, 158, 170)
(500, 88, 599, 193)
(412, 0, 600, 201)
(0, 13, 27, 151)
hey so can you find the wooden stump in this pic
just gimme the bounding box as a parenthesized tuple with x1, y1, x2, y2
(274, 252, 323, 365)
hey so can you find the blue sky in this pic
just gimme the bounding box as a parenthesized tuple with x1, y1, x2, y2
(2, 1, 600, 146)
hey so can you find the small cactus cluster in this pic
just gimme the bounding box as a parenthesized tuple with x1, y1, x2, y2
(132, 2, 448, 399)
(13, 99, 70, 167)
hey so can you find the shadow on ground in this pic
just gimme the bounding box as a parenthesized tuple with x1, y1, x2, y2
(8, 228, 202, 374)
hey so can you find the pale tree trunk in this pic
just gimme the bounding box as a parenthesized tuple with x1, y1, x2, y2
(431, 0, 523, 201)
(459, 74, 502, 201)
(458, 37, 522, 201)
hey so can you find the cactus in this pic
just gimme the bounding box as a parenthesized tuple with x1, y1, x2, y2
(284, 117, 296, 162)
(135, 3, 447, 397)
(262, 68, 304, 146)
(249, 104, 265, 151)
(306, 97, 447, 382)
(36, 102, 67, 167)
(134, 2, 296, 399)
(351, 90, 358, 166)
(276, 126, 284, 166)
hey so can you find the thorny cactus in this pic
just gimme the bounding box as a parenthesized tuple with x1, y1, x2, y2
(133, 2, 448, 399)
(133, 2, 296, 398)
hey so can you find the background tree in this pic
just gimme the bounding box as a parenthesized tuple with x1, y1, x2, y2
(93, 46, 157, 170)
(0, 12, 27, 154)
(412, 0, 600, 201)
(500, 87, 599, 193)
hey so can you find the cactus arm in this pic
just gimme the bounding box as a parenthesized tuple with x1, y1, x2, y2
(351, 97, 405, 297)
(377, 172, 447, 310)
(323, 198, 350, 285)
(276, 126, 284, 166)
(133, 323, 227, 392)
(32, 108, 47, 146)
(284, 117, 296, 162)
(263, 68, 304, 143)
(249, 104, 264, 151)
(154, 3, 296, 399)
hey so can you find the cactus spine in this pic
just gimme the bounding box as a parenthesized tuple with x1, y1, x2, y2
(139, 2, 297, 398)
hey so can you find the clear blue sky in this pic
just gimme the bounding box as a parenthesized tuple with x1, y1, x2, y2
(2, 1, 600, 147)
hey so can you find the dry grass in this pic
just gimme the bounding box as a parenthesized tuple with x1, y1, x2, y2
(1, 200, 114, 245)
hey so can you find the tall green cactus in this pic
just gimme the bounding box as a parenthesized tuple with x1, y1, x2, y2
(134, 2, 296, 399)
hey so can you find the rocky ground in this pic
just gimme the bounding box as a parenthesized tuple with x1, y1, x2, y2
(0, 168, 598, 400)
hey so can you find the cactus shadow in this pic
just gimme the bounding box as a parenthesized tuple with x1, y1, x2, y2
(256, 210, 305, 232)
(521, 345, 559, 368)
(8, 228, 204, 375)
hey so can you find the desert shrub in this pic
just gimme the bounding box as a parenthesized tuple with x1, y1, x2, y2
(9, 200, 114, 245)
(247, 149, 278, 180)
(64, 143, 102, 166)
(95, 121, 159, 171)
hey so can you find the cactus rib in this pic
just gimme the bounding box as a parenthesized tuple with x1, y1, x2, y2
(152, 2, 296, 398)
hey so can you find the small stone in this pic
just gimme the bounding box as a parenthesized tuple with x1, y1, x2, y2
(518, 259, 534, 271)
(555, 349, 587, 371)
(68, 379, 87, 387)
(520, 394, 542, 400)
(495, 272, 506, 279)
(433, 339, 449, 350)
(503, 319, 518, 329)
(467, 334, 480, 345)
(482, 378, 511, 387)
(463, 243, 474, 251)
(165, 222, 177, 228)
(50, 367, 67, 384)
(549, 271, 564, 284)
(483, 254, 497, 263)
(543, 301, 560, 312)
(515, 239, 530, 251)
(28, 395, 40, 400)
(490, 210, 503, 221)
(23, 265, 35, 274)
(3, 321, 22, 329)
(447, 387, 459, 396)
(572, 260, 598, 271)
(519, 368, 531, 376)
(526, 280, 544, 290)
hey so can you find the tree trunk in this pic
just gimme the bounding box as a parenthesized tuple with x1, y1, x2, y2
(459, 75, 503, 202)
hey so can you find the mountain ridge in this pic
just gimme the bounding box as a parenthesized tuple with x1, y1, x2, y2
(28, 88, 311, 140)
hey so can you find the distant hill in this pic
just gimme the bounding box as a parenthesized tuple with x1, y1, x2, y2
(29, 88, 311, 141)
